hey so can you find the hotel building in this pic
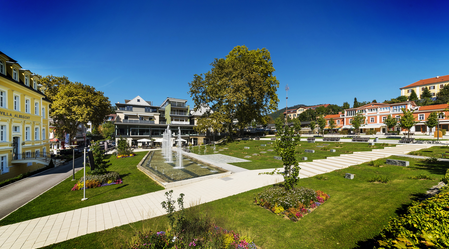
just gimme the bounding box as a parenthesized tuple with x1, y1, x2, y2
(114, 96, 208, 146)
(0, 52, 51, 182)
(400, 75, 449, 99)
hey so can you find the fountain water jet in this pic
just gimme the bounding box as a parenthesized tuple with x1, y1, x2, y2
(174, 127, 184, 169)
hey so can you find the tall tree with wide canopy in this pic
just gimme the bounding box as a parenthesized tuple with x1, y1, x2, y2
(425, 112, 438, 136)
(328, 118, 336, 133)
(49, 81, 111, 140)
(309, 120, 316, 134)
(188, 46, 279, 139)
(317, 116, 326, 136)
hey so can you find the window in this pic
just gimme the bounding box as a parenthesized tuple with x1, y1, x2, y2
(430, 86, 435, 90)
(126, 106, 133, 111)
(0, 90, 5, 108)
(432, 93, 436, 96)
(25, 127, 30, 141)
(34, 102, 39, 115)
(0, 60, 4, 74)
(421, 87, 426, 91)
(13, 126, 19, 133)
(43, 148, 46, 157)
(137, 99, 140, 102)
(0, 125, 5, 141)
(42, 107, 45, 118)
(382, 117, 387, 121)
(327, 121, 329, 125)
(13, 69, 18, 81)
(441, 84, 444, 89)
(25, 75, 29, 86)
(25, 151, 31, 158)
(407, 89, 411, 93)
(25, 99, 30, 113)
(370, 117, 375, 123)
(1, 155, 8, 174)
(14, 95, 19, 111)
(396, 116, 401, 121)
(42, 128, 46, 140)
(418, 114, 425, 120)
(33, 81, 37, 90)
(349, 119, 352, 124)
(35, 127, 39, 140)
(35, 150, 40, 158)
(438, 113, 445, 119)
(337, 120, 340, 125)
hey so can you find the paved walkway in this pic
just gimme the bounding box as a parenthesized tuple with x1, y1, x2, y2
(0, 144, 434, 249)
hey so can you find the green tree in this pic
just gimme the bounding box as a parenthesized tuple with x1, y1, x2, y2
(40, 76, 111, 141)
(309, 120, 316, 134)
(90, 141, 111, 174)
(436, 85, 449, 104)
(351, 114, 366, 136)
(408, 90, 418, 101)
(399, 108, 416, 138)
(420, 87, 432, 99)
(383, 115, 397, 134)
(329, 118, 336, 133)
(317, 116, 326, 136)
(425, 112, 438, 136)
(194, 111, 225, 143)
(274, 121, 301, 190)
(292, 118, 301, 136)
(343, 102, 350, 109)
(100, 122, 115, 139)
(117, 137, 133, 156)
(188, 45, 279, 139)
(353, 98, 359, 108)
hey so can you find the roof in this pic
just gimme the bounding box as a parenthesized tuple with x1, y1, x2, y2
(400, 75, 449, 89)
(304, 104, 329, 109)
(283, 108, 297, 114)
(324, 114, 341, 119)
(345, 101, 415, 111)
(418, 103, 449, 111)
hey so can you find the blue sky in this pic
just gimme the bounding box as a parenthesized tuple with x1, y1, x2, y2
(2, 0, 449, 111)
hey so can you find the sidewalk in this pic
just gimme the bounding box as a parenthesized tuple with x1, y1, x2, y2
(0, 144, 434, 249)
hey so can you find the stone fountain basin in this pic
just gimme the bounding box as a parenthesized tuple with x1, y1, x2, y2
(137, 150, 231, 189)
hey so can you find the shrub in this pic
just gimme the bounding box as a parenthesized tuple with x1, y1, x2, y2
(256, 186, 318, 210)
(339, 130, 349, 135)
(442, 129, 447, 136)
(366, 129, 377, 135)
(368, 176, 389, 183)
(442, 169, 449, 184)
(368, 160, 382, 167)
(408, 174, 433, 180)
(424, 157, 439, 164)
(377, 187, 449, 248)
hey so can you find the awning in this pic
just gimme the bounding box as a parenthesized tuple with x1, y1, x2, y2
(137, 139, 152, 142)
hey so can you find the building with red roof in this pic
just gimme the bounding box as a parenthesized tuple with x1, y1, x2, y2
(400, 74, 449, 99)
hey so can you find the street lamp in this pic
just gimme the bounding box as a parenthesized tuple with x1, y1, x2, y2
(285, 84, 289, 125)
(68, 144, 78, 181)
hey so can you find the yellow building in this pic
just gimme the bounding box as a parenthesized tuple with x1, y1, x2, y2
(400, 74, 449, 99)
(0, 51, 51, 182)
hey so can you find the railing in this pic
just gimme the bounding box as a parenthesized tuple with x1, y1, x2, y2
(171, 121, 189, 125)
(13, 152, 51, 162)
(121, 120, 155, 124)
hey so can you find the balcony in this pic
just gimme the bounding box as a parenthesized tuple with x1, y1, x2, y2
(171, 121, 189, 125)
(121, 120, 155, 124)
(11, 152, 51, 165)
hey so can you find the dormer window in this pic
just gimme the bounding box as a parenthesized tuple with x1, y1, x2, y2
(25, 75, 29, 86)
(0, 61, 4, 74)
(33, 81, 37, 90)
(13, 69, 18, 81)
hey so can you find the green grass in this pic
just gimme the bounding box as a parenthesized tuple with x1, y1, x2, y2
(41, 155, 449, 249)
(0, 152, 164, 226)
(191, 140, 396, 170)
(408, 145, 449, 158)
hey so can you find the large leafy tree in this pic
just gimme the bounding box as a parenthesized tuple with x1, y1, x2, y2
(194, 111, 225, 143)
(188, 45, 279, 139)
(351, 114, 366, 136)
(309, 120, 316, 134)
(298, 108, 317, 122)
(50, 81, 111, 140)
(383, 115, 397, 134)
(425, 112, 438, 136)
(399, 108, 416, 138)
(99, 121, 116, 139)
(317, 116, 326, 136)
(408, 90, 418, 101)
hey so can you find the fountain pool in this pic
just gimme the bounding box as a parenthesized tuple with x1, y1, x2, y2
(138, 150, 228, 188)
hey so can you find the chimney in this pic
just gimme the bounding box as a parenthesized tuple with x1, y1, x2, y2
(437, 76, 440, 78)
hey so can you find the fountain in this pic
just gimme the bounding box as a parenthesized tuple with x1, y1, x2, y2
(164, 125, 173, 163)
(174, 127, 184, 169)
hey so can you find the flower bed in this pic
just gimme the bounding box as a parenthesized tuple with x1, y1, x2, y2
(71, 171, 122, 191)
(130, 225, 256, 249)
(117, 153, 136, 159)
(254, 186, 330, 221)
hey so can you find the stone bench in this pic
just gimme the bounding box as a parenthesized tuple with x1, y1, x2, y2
(352, 137, 370, 142)
(323, 137, 341, 142)
(386, 159, 409, 166)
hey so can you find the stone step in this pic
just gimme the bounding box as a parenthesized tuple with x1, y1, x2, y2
(302, 162, 341, 171)
(300, 163, 333, 173)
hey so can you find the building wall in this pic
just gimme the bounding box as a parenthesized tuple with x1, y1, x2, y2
(0, 54, 50, 182)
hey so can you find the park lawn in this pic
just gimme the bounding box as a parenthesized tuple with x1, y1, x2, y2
(409, 145, 449, 158)
(0, 152, 163, 226)
(42, 155, 448, 249)
(191, 140, 396, 170)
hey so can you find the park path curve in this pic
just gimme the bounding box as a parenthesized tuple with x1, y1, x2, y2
(0, 144, 433, 249)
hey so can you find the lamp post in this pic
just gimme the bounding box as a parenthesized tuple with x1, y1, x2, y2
(69, 144, 79, 181)
(81, 147, 88, 201)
